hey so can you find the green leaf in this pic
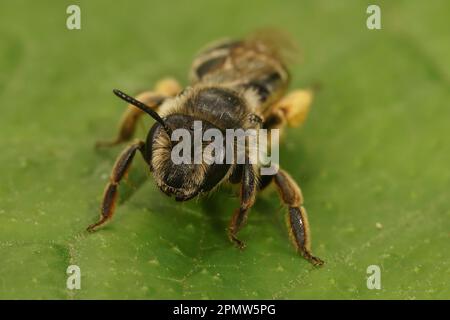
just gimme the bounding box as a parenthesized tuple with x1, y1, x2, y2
(0, 0, 449, 299)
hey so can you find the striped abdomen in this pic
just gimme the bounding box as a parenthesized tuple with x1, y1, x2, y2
(189, 37, 290, 108)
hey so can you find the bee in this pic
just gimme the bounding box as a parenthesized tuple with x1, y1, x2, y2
(88, 31, 324, 266)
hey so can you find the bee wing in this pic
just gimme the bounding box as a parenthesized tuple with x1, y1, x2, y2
(243, 28, 300, 66)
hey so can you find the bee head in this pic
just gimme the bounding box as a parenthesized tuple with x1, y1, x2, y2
(112, 89, 231, 201)
(147, 114, 230, 201)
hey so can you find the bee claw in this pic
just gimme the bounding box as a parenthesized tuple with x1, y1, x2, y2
(86, 225, 97, 233)
(302, 252, 325, 266)
(229, 234, 246, 250)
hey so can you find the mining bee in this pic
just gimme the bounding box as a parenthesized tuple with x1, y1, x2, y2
(87, 31, 324, 266)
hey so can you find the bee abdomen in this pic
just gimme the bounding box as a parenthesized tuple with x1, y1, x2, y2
(243, 71, 282, 103)
(195, 55, 227, 79)
(191, 39, 241, 81)
(190, 36, 290, 108)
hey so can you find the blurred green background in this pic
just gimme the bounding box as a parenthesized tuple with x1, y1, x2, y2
(0, 0, 449, 299)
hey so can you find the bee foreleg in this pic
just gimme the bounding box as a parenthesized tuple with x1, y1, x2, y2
(96, 78, 181, 147)
(273, 168, 324, 266)
(87, 140, 146, 232)
(228, 162, 258, 249)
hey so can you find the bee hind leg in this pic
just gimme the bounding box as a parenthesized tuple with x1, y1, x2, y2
(87, 140, 146, 232)
(96, 78, 181, 148)
(264, 88, 314, 129)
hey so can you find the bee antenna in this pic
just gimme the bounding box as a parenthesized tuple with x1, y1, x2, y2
(113, 89, 172, 136)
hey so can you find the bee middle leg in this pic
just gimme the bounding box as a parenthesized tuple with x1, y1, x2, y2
(96, 78, 181, 147)
(87, 140, 146, 232)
